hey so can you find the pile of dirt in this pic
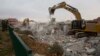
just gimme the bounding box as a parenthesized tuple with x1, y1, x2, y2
(19, 34, 64, 56)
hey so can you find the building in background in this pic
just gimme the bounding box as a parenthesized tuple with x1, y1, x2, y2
(8, 18, 18, 26)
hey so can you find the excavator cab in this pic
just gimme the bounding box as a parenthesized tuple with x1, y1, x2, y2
(67, 19, 86, 35)
(71, 20, 86, 30)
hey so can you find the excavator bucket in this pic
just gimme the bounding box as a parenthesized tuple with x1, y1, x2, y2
(48, 7, 55, 15)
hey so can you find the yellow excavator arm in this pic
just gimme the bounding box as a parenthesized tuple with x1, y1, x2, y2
(49, 2, 82, 20)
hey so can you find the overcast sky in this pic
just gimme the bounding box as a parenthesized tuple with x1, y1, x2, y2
(0, 0, 100, 22)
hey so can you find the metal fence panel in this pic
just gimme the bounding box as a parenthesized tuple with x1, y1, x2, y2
(8, 26, 33, 56)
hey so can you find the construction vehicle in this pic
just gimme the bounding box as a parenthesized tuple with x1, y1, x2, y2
(49, 1, 100, 38)
(22, 18, 34, 26)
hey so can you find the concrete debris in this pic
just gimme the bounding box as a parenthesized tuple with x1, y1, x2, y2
(86, 47, 96, 55)
(17, 21, 100, 56)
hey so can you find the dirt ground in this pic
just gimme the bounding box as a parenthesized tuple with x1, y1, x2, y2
(0, 31, 14, 56)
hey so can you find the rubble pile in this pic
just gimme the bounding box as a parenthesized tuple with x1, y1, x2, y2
(17, 21, 100, 56)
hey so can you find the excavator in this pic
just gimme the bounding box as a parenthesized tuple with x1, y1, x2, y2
(22, 18, 34, 27)
(49, 2, 100, 38)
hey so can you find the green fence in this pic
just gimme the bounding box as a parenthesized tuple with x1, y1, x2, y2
(8, 26, 33, 56)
